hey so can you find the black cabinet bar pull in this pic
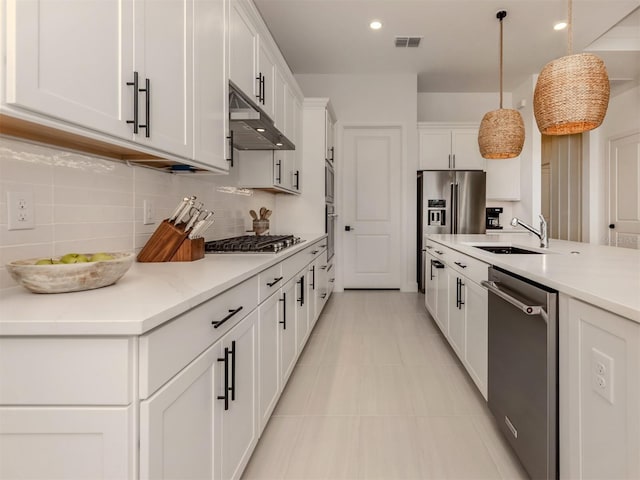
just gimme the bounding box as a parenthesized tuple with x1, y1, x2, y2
(310, 250, 319, 255)
(321, 293, 327, 299)
(454, 261, 467, 269)
(430, 260, 434, 280)
(279, 293, 287, 329)
(217, 348, 229, 410)
(329, 278, 335, 283)
(330, 146, 335, 162)
(212, 306, 243, 328)
(126, 71, 139, 134)
(267, 276, 283, 287)
(275, 160, 282, 184)
(320, 265, 327, 270)
(435, 250, 444, 255)
(256, 73, 262, 102)
(311, 266, 315, 290)
(138, 78, 150, 137)
(297, 276, 305, 306)
(294, 170, 300, 190)
(459, 279, 465, 308)
(327, 263, 334, 272)
(261, 75, 265, 105)
(227, 131, 234, 167)
(230, 340, 236, 401)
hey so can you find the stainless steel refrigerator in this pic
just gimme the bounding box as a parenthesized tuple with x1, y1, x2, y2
(417, 170, 486, 291)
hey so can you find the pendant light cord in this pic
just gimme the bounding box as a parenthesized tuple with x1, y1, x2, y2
(499, 14, 504, 108)
(568, 0, 573, 55)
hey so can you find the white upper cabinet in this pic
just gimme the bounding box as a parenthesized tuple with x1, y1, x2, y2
(228, 0, 258, 99)
(133, 0, 193, 158)
(257, 41, 276, 118)
(4, 0, 134, 140)
(418, 124, 485, 170)
(485, 156, 521, 201)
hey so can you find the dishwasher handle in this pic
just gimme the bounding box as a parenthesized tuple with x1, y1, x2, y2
(481, 280, 548, 323)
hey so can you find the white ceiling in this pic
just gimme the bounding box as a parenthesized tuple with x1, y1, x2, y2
(253, 0, 640, 93)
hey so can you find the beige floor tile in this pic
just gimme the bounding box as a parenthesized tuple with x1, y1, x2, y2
(359, 332, 403, 365)
(358, 365, 414, 415)
(406, 365, 458, 416)
(357, 416, 425, 479)
(284, 416, 359, 480)
(397, 332, 445, 366)
(241, 416, 303, 480)
(273, 364, 319, 416)
(442, 363, 491, 416)
(320, 332, 365, 365)
(416, 416, 502, 479)
(306, 364, 361, 415)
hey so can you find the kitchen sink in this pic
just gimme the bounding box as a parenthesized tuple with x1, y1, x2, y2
(473, 245, 544, 254)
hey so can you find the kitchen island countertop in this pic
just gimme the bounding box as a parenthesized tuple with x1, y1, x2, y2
(0, 233, 326, 336)
(427, 233, 640, 322)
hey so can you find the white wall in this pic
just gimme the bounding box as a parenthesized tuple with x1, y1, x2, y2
(418, 92, 513, 122)
(0, 137, 276, 290)
(586, 81, 640, 244)
(295, 73, 418, 292)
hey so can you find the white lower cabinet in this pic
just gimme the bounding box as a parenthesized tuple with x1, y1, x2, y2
(307, 261, 318, 329)
(280, 277, 298, 386)
(258, 292, 280, 433)
(464, 280, 488, 398)
(0, 406, 132, 480)
(447, 273, 466, 359)
(434, 260, 449, 336)
(295, 270, 309, 350)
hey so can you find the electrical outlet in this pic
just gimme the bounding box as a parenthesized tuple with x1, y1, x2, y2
(7, 191, 35, 230)
(591, 348, 614, 404)
(143, 200, 155, 225)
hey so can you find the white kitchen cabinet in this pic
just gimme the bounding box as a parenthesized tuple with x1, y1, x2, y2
(220, 309, 259, 480)
(295, 271, 310, 350)
(418, 124, 485, 170)
(229, 0, 258, 100)
(485, 156, 521, 200)
(434, 259, 450, 335)
(258, 291, 280, 433)
(307, 261, 319, 329)
(3, 0, 134, 140)
(326, 108, 335, 163)
(447, 273, 466, 358)
(280, 277, 298, 386)
(424, 250, 438, 317)
(237, 150, 300, 194)
(560, 296, 640, 480)
(140, 343, 221, 480)
(257, 41, 276, 118)
(464, 279, 488, 398)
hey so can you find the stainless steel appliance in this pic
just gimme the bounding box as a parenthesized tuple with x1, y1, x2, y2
(417, 170, 486, 291)
(325, 159, 335, 204)
(205, 235, 302, 254)
(325, 159, 336, 261)
(486, 207, 503, 230)
(482, 267, 558, 480)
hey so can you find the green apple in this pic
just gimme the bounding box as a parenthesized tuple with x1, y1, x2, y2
(60, 253, 90, 264)
(89, 252, 114, 262)
(35, 258, 55, 265)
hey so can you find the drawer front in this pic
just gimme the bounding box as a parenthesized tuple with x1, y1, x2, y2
(259, 263, 284, 303)
(139, 275, 259, 399)
(449, 252, 488, 285)
(0, 337, 133, 405)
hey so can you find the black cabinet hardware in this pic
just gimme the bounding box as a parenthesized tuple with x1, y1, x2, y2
(311, 266, 315, 290)
(217, 347, 229, 410)
(456, 277, 465, 309)
(425, 245, 433, 250)
(227, 131, 234, 167)
(320, 265, 327, 270)
(609, 224, 615, 229)
(321, 293, 327, 299)
(138, 78, 150, 137)
(310, 250, 319, 255)
(327, 263, 334, 272)
(267, 276, 283, 287)
(345, 225, 353, 231)
(330, 146, 335, 162)
(255, 73, 265, 104)
(297, 276, 305, 306)
(294, 170, 300, 190)
(320, 244, 327, 248)
(212, 306, 243, 328)
(126, 72, 139, 134)
(435, 250, 444, 255)
(230, 340, 236, 401)
(275, 160, 282, 184)
(430, 260, 434, 280)
(454, 261, 467, 269)
(329, 278, 335, 283)
(279, 293, 287, 329)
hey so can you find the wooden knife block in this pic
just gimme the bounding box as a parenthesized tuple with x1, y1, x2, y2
(137, 219, 205, 262)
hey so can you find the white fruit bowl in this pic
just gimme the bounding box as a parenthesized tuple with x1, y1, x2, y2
(6, 252, 135, 294)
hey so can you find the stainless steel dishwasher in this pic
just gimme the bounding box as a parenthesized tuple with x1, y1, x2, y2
(482, 266, 558, 480)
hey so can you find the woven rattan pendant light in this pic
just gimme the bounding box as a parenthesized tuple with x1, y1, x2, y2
(478, 10, 525, 160)
(533, 0, 610, 135)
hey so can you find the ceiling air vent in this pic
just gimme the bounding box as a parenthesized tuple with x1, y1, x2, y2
(395, 36, 422, 48)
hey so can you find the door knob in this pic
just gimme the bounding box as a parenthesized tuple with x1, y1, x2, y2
(345, 225, 354, 231)
(609, 224, 615, 229)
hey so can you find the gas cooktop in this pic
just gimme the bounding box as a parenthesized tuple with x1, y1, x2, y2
(205, 235, 303, 254)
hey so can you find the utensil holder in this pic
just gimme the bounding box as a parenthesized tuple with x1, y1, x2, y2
(137, 219, 204, 262)
(253, 219, 269, 235)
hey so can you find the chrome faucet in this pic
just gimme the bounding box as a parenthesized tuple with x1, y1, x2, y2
(511, 215, 549, 248)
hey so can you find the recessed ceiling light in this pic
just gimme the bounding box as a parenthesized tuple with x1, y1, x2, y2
(370, 20, 382, 30)
(256, 128, 266, 132)
(554, 22, 567, 31)
(276, 142, 283, 147)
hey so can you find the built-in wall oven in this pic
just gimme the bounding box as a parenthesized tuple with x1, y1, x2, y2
(482, 267, 558, 480)
(326, 205, 336, 261)
(325, 160, 335, 204)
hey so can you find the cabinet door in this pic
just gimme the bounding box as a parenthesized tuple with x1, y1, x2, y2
(193, 0, 229, 171)
(307, 262, 318, 329)
(486, 156, 521, 200)
(229, 0, 257, 98)
(257, 41, 276, 117)
(418, 129, 451, 169)
(140, 343, 220, 480)
(316, 260, 329, 314)
(325, 112, 335, 162)
(134, 0, 193, 157)
(434, 263, 449, 335)
(464, 280, 488, 399)
(258, 293, 280, 432)
(425, 255, 438, 318)
(451, 129, 485, 170)
(447, 274, 466, 360)
(280, 278, 298, 386)
(295, 272, 309, 351)
(5, 0, 134, 140)
(274, 69, 286, 131)
(220, 309, 258, 480)
(0, 406, 132, 480)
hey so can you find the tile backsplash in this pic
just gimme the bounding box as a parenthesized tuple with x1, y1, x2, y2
(0, 137, 275, 289)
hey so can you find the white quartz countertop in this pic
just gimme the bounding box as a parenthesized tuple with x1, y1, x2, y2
(427, 233, 640, 323)
(0, 234, 326, 336)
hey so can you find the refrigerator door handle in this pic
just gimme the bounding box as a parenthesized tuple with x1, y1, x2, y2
(455, 182, 460, 234)
(450, 182, 458, 234)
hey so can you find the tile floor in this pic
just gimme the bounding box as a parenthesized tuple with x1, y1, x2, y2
(242, 291, 529, 480)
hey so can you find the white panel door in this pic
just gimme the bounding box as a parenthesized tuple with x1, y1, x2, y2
(228, 0, 257, 98)
(6, 0, 134, 139)
(609, 133, 640, 249)
(343, 127, 402, 288)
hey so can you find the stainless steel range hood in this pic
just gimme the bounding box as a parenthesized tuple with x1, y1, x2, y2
(229, 81, 295, 151)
